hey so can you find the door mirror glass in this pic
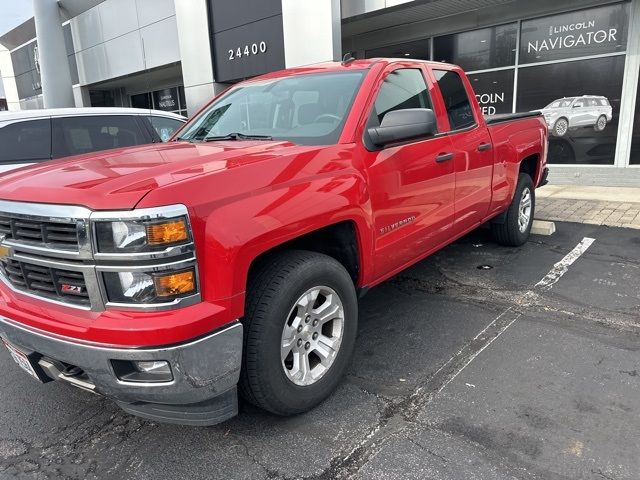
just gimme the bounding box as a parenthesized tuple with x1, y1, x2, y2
(368, 108, 437, 146)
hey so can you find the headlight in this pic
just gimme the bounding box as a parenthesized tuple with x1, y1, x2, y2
(91, 205, 200, 309)
(95, 217, 190, 253)
(103, 267, 197, 305)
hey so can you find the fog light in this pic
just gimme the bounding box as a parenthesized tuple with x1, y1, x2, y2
(111, 359, 173, 383)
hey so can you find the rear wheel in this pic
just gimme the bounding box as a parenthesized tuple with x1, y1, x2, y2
(239, 250, 358, 415)
(594, 115, 607, 132)
(491, 173, 535, 246)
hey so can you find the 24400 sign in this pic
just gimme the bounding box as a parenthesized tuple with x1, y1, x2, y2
(228, 42, 268, 60)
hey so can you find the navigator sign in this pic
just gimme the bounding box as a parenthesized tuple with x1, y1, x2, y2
(519, 3, 629, 64)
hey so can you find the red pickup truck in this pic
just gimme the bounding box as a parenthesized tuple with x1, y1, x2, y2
(0, 59, 547, 425)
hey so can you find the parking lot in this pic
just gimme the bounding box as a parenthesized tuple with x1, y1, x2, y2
(0, 221, 638, 480)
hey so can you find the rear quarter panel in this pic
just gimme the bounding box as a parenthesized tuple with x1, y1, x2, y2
(486, 116, 548, 216)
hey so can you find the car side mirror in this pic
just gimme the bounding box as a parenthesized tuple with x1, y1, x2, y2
(368, 108, 437, 147)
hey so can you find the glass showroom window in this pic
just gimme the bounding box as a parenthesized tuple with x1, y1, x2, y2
(517, 56, 625, 165)
(131, 86, 187, 117)
(468, 70, 515, 115)
(518, 2, 629, 165)
(433, 24, 517, 121)
(433, 23, 518, 71)
(363, 1, 634, 166)
(366, 38, 431, 61)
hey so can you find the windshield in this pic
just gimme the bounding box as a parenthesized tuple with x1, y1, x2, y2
(545, 98, 575, 109)
(178, 71, 366, 146)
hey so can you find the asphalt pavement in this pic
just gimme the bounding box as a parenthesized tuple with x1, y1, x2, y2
(0, 221, 638, 480)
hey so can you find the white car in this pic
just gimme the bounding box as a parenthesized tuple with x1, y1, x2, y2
(0, 108, 187, 174)
(538, 96, 613, 137)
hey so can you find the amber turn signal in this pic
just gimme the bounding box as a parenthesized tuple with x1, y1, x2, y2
(154, 270, 196, 297)
(146, 219, 188, 245)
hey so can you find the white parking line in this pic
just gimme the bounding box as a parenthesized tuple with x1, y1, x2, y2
(434, 236, 596, 395)
(535, 237, 596, 291)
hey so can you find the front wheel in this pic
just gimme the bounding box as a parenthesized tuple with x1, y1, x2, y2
(239, 250, 358, 416)
(553, 118, 569, 137)
(491, 173, 535, 246)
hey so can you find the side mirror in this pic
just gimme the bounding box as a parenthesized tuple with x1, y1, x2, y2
(368, 108, 437, 147)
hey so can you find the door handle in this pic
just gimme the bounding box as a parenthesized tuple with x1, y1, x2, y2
(477, 142, 492, 152)
(435, 153, 454, 163)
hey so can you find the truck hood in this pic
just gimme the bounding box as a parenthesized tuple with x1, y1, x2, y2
(0, 140, 297, 210)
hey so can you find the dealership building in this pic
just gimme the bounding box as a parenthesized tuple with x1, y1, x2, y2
(0, 0, 639, 184)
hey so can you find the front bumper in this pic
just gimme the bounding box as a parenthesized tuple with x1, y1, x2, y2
(0, 317, 243, 426)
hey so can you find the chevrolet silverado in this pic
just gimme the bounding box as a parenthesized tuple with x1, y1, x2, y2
(0, 59, 548, 425)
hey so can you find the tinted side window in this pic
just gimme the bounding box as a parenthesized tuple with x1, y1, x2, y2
(148, 116, 185, 142)
(369, 69, 432, 128)
(433, 70, 475, 130)
(52, 116, 149, 158)
(0, 119, 51, 163)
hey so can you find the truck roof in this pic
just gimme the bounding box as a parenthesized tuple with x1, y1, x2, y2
(251, 58, 457, 81)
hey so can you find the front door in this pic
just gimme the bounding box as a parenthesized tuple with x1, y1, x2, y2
(364, 67, 455, 280)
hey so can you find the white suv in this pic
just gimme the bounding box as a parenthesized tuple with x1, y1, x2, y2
(539, 96, 613, 137)
(0, 108, 186, 174)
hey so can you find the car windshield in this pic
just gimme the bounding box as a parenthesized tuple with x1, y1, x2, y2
(545, 98, 575, 109)
(178, 71, 366, 146)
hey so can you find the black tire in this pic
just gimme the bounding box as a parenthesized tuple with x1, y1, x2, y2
(491, 173, 535, 247)
(239, 250, 358, 416)
(553, 117, 569, 137)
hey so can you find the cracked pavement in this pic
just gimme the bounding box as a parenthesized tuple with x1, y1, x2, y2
(1, 221, 639, 479)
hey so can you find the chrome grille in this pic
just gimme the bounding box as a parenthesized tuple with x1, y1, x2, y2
(0, 257, 90, 307)
(0, 216, 79, 250)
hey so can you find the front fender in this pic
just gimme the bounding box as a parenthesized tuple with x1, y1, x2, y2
(199, 172, 373, 314)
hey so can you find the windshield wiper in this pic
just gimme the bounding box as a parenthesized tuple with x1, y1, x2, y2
(202, 132, 273, 142)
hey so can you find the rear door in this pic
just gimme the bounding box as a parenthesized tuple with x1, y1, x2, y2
(570, 98, 590, 127)
(430, 67, 493, 234)
(364, 65, 456, 279)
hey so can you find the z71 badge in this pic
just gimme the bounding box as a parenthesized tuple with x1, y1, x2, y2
(61, 284, 83, 295)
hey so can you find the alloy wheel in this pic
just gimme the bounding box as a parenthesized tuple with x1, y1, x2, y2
(554, 119, 568, 136)
(280, 286, 345, 386)
(518, 187, 532, 233)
